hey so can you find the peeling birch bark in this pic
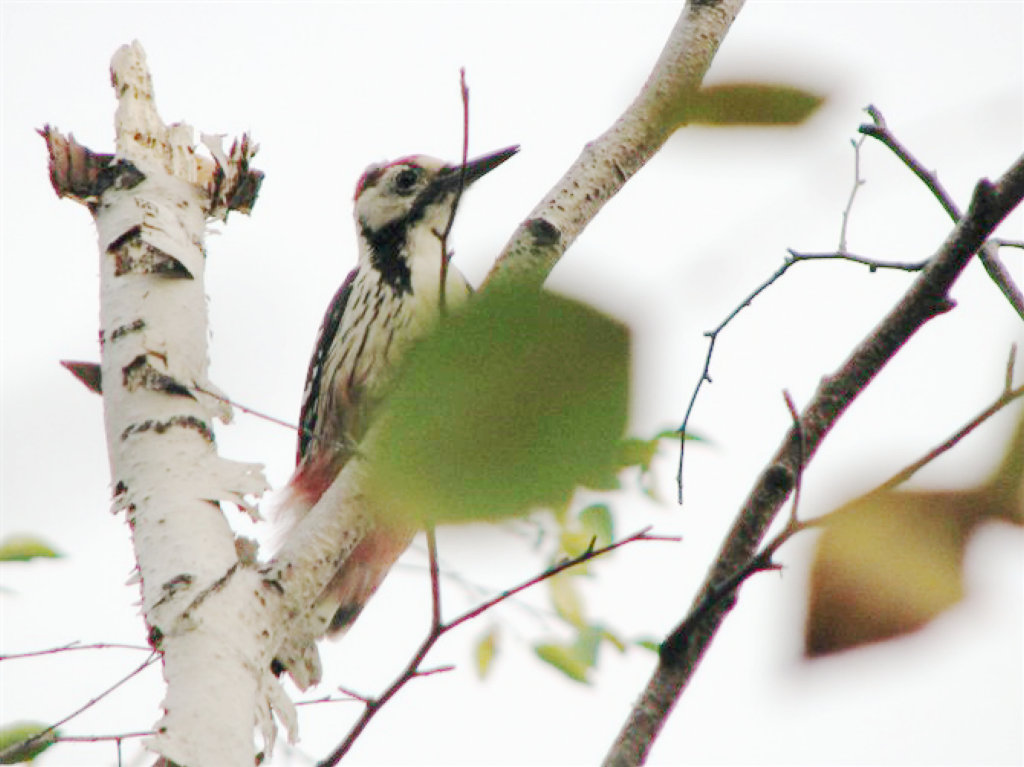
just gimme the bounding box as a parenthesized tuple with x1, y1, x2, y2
(43, 40, 279, 767)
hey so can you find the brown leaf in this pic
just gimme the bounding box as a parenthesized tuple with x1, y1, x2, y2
(805, 489, 984, 657)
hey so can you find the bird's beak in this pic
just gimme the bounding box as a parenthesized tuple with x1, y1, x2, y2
(445, 145, 519, 187)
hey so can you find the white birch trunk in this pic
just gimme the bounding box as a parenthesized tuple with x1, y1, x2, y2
(96, 41, 277, 767)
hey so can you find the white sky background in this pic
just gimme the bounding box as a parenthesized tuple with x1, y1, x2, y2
(1, 1, 1022, 765)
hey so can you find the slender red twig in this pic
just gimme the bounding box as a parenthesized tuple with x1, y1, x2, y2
(317, 527, 673, 766)
(438, 67, 471, 314)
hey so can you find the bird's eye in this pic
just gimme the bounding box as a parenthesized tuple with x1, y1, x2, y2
(394, 167, 420, 194)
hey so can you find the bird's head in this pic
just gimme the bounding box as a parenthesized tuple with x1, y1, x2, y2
(354, 146, 518, 233)
(353, 147, 518, 278)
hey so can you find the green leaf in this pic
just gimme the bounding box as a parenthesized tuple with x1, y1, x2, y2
(578, 504, 614, 548)
(534, 642, 590, 684)
(0, 722, 58, 764)
(572, 625, 603, 666)
(473, 627, 499, 680)
(366, 286, 630, 525)
(635, 638, 661, 654)
(682, 83, 824, 126)
(599, 626, 627, 653)
(549, 571, 586, 628)
(0, 536, 63, 562)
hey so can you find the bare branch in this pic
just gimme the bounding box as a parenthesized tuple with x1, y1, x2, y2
(838, 136, 867, 252)
(880, 351, 1024, 492)
(675, 244, 926, 503)
(978, 241, 1024, 321)
(787, 249, 928, 272)
(606, 143, 1024, 767)
(862, 105, 1024, 320)
(860, 104, 962, 221)
(487, 0, 746, 287)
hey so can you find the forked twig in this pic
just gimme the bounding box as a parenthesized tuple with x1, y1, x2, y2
(318, 527, 673, 766)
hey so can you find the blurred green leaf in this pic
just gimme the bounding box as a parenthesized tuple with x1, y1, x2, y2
(617, 428, 682, 472)
(367, 287, 629, 525)
(680, 83, 823, 126)
(599, 626, 627, 653)
(573, 625, 603, 666)
(579, 504, 614, 549)
(534, 642, 590, 684)
(635, 638, 661, 654)
(0, 537, 63, 562)
(0, 722, 58, 764)
(473, 627, 499, 680)
(549, 572, 586, 629)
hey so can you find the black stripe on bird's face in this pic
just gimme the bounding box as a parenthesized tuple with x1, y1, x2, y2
(358, 147, 519, 295)
(359, 170, 455, 295)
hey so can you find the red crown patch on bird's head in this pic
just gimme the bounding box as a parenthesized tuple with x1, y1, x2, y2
(354, 155, 437, 201)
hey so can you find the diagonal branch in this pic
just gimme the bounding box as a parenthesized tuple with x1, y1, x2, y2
(604, 148, 1024, 766)
(485, 0, 746, 287)
(861, 105, 1024, 320)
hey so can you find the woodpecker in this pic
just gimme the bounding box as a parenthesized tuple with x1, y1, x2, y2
(274, 146, 518, 687)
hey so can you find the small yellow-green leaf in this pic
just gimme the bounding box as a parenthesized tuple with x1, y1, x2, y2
(805, 489, 982, 657)
(534, 642, 590, 684)
(683, 83, 824, 126)
(558, 528, 593, 559)
(550, 571, 586, 629)
(0, 722, 58, 764)
(572, 625, 603, 666)
(579, 504, 614, 549)
(366, 286, 630, 526)
(0, 536, 63, 562)
(473, 627, 499, 680)
(599, 626, 627, 653)
(635, 638, 661, 654)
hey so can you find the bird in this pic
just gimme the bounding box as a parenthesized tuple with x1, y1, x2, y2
(273, 146, 518, 688)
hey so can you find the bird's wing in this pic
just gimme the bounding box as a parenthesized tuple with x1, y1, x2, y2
(296, 267, 358, 464)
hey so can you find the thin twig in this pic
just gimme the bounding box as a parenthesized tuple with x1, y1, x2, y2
(861, 105, 1024, 320)
(860, 104, 962, 221)
(446, 527, 678, 633)
(427, 525, 442, 631)
(59, 731, 153, 742)
(978, 241, 1024, 321)
(0, 653, 159, 763)
(838, 136, 867, 253)
(676, 258, 792, 502)
(295, 695, 364, 707)
(611, 137, 1024, 767)
(438, 68, 471, 314)
(318, 527, 673, 767)
(993, 238, 1024, 251)
(787, 249, 928, 272)
(0, 641, 152, 661)
(675, 140, 933, 502)
(880, 347, 1024, 491)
